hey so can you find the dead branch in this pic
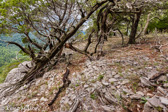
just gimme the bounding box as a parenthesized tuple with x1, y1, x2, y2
(116, 28, 124, 45)
(84, 29, 95, 52)
(48, 68, 71, 107)
(24, 33, 43, 50)
(91, 35, 102, 56)
(0, 0, 110, 100)
(65, 43, 92, 60)
(6, 41, 31, 56)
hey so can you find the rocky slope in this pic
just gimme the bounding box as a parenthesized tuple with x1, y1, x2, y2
(0, 36, 168, 112)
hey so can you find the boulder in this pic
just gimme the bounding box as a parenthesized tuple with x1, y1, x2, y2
(143, 102, 153, 112)
(160, 97, 168, 106)
(0, 61, 34, 104)
(4, 68, 26, 83)
(18, 61, 34, 70)
(5, 61, 33, 83)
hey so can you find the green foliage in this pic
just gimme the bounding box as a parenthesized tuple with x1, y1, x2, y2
(0, 34, 30, 83)
(0, 33, 29, 67)
(74, 30, 85, 40)
(0, 33, 25, 46)
(148, 11, 168, 32)
(0, 46, 19, 67)
(155, 106, 163, 112)
(140, 97, 148, 104)
(0, 0, 40, 34)
(90, 93, 97, 100)
(0, 57, 30, 83)
(0, 61, 19, 83)
(97, 74, 104, 81)
(156, 17, 168, 30)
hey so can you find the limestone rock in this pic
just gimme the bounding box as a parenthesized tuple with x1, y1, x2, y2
(4, 68, 25, 83)
(31, 98, 39, 102)
(143, 102, 154, 112)
(157, 76, 167, 82)
(163, 83, 168, 88)
(140, 77, 155, 87)
(101, 105, 115, 111)
(0, 97, 10, 105)
(5, 61, 33, 83)
(148, 96, 163, 108)
(114, 75, 120, 79)
(84, 84, 89, 88)
(136, 91, 144, 96)
(40, 97, 48, 102)
(130, 92, 144, 100)
(157, 86, 167, 95)
(18, 61, 34, 71)
(148, 70, 159, 80)
(102, 80, 109, 86)
(160, 97, 168, 106)
(121, 79, 129, 85)
(109, 78, 117, 82)
(0, 105, 4, 112)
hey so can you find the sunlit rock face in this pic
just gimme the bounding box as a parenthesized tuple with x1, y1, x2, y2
(5, 61, 34, 84)
(0, 61, 34, 105)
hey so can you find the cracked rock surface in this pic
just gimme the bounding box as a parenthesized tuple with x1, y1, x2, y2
(1, 38, 168, 112)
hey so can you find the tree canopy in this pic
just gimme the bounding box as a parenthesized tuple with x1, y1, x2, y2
(0, 0, 111, 99)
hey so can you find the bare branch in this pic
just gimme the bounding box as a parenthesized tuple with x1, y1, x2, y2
(24, 33, 43, 50)
(84, 29, 95, 52)
(6, 41, 30, 55)
(65, 43, 92, 60)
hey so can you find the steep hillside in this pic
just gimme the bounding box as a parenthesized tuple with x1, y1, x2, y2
(1, 35, 168, 112)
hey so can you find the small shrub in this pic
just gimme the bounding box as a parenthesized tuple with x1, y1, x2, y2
(98, 74, 104, 81)
(90, 93, 97, 100)
(155, 106, 163, 112)
(111, 81, 114, 85)
(75, 84, 80, 87)
(127, 74, 140, 93)
(91, 79, 96, 83)
(140, 97, 148, 104)
(123, 91, 127, 95)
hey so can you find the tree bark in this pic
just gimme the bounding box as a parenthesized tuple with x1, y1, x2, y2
(128, 11, 141, 44)
(143, 13, 151, 35)
(48, 68, 70, 107)
(15, 0, 109, 87)
(0, 1, 111, 100)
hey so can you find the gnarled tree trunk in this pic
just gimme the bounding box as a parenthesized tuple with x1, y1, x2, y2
(0, 0, 110, 100)
(128, 11, 141, 44)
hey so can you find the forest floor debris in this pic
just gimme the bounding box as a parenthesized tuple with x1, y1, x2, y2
(1, 36, 168, 112)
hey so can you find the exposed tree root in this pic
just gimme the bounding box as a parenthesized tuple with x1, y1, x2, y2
(48, 68, 71, 107)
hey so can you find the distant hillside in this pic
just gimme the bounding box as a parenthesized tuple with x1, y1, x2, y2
(0, 33, 44, 47)
(0, 34, 27, 68)
(0, 33, 24, 47)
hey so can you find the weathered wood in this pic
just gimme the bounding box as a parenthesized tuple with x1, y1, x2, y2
(1, 0, 109, 99)
(65, 43, 92, 60)
(48, 68, 71, 106)
(128, 10, 142, 44)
